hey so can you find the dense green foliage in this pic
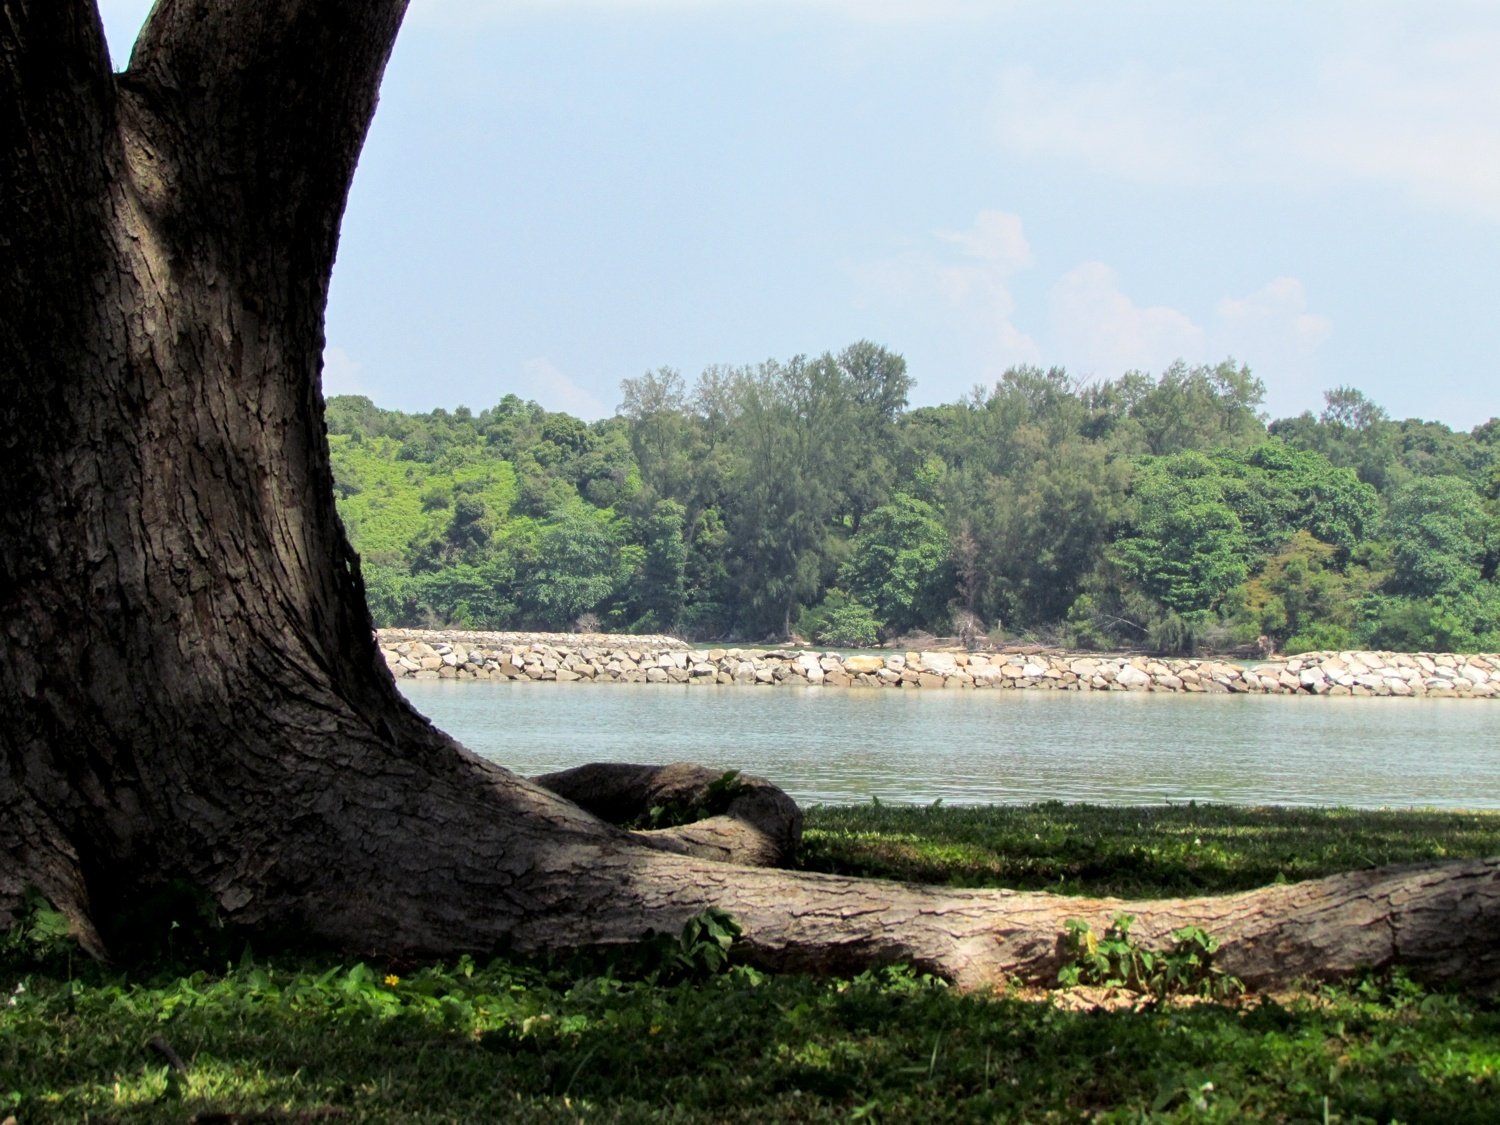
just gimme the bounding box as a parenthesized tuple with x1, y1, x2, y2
(8, 803, 1500, 1122)
(328, 352, 1500, 652)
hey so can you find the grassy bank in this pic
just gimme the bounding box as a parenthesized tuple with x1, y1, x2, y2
(5, 804, 1500, 1122)
(797, 801, 1500, 895)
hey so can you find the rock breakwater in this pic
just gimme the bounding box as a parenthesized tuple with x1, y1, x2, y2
(379, 630, 1500, 699)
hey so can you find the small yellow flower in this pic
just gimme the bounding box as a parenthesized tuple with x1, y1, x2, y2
(384, 974, 401, 987)
(649, 1025, 662, 1036)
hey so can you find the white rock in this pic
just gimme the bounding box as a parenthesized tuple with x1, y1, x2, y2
(920, 652, 959, 674)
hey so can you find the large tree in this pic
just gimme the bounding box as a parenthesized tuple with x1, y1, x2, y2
(4, 0, 1499, 991)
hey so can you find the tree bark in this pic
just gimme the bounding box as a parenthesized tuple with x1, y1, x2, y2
(3, 0, 1498, 993)
(531, 762, 805, 868)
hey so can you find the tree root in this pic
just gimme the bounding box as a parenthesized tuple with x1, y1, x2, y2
(531, 762, 803, 867)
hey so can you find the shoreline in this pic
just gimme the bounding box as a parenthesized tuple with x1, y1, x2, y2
(378, 629, 1500, 699)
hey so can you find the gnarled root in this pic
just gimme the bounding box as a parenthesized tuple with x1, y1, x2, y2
(531, 762, 803, 867)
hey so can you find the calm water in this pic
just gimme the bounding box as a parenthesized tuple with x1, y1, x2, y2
(399, 680, 1500, 808)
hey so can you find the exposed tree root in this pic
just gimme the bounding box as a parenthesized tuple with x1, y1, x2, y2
(496, 839, 1500, 993)
(531, 762, 803, 867)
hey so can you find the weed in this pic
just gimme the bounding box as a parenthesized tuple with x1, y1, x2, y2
(636, 769, 748, 829)
(640, 907, 744, 982)
(1057, 913, 1245, 1000)
(0, 889, 75, 976)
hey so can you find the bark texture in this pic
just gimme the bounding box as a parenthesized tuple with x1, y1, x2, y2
(3, 0, 1498, 993)
(531, 762, 804, 868)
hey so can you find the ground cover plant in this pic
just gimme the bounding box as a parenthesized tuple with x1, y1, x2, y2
(5, 803, 1500, 1122)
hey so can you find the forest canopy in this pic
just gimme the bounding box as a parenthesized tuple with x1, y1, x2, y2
(327, 349, 1500, 655)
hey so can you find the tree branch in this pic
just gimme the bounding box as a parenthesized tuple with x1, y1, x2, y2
(122, 0, 409, 258)
(1, 0, 123, 453)
(1, 0, 112, 111)
(0, 0, 115, 256)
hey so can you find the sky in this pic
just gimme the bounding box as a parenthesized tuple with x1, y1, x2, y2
(97, 1, 1500, 429)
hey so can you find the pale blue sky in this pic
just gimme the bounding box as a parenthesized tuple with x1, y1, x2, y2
(99, 1, 1500, 428)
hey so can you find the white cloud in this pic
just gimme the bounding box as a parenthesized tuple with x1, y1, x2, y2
(937, 210, 1033, 273)
(992, 66, 1218, 187)
(1269, 24, 1500, 223)
(320, 347, 368, 397)
(1048, 262, 1205, 377)
(1046, 267, 1333, 406)
(520, 358, 608, 421)
(1216, 277, 1331, 354)
(860, 210, 1041, 369)
(989, 15, 1500, 224)
(933, 211, 1040, 364)
(1213, 277, 1332, 418)
(866, 216, 1334, 393)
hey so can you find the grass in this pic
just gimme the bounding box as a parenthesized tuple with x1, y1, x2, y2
(797, 801, 1500, 897)
(5, 803, 1500, 1122)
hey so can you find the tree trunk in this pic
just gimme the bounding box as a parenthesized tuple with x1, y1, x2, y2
(3, 0, 1499, 993)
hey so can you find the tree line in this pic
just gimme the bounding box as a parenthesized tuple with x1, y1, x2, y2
(327, 345, 1500, 654)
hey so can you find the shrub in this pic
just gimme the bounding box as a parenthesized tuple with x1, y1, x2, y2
(804, 590, 882, 648)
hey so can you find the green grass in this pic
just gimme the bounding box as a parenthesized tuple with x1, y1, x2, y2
(6, 803, 1500, 1122)
(797, 801, 1500, 897)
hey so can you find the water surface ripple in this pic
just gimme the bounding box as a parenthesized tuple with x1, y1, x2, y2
(399, 680, 1500, 808)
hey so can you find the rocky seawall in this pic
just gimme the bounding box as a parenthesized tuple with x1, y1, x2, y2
(379, 630, 1500, 699)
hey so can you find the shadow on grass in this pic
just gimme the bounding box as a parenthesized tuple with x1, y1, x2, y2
(797, 802, 1500, 897)
(7, 959, 1500, 1122)
(7, 803, 1500, 1121)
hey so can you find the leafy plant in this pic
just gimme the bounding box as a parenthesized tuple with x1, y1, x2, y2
(636, 769, 747, 830)
(643, 907, 743, 981)
(677, 907, 743, 976)
(1152, 925, 1243, 1000)
(0, 888, 75, 972)
(1057, 913, 1243, 1000)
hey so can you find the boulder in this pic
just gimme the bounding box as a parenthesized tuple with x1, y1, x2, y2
(919, 652, 959, 674)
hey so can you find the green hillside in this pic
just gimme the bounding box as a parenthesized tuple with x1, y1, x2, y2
(325, 347, 1500, 652)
